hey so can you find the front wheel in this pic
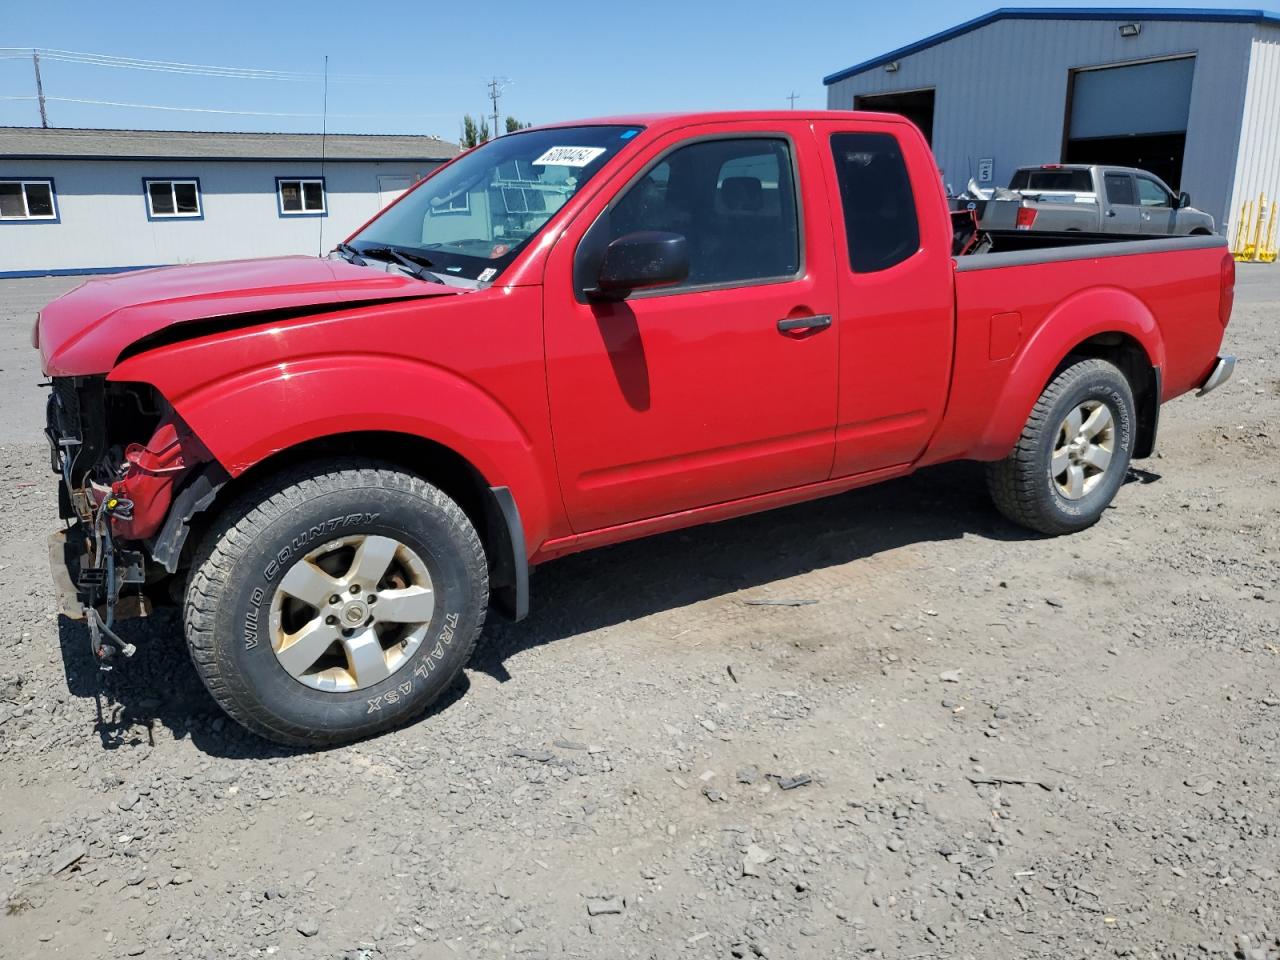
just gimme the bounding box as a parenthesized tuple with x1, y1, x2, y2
(185, 463, 488, 747)
(987, 358, 1136, 535)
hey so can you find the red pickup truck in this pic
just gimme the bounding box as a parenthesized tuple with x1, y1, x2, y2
(37, 111, 1236, 745)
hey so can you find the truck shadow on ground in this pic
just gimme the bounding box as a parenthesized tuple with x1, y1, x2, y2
(54, 460, 1145, 756)
(473, 460, 1039, 679)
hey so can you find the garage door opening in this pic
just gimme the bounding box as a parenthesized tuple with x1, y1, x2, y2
(1063, 56, 1194, 190)
(855, 88, 935, 145)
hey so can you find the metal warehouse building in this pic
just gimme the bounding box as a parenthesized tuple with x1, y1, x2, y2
(0, 128, 458, 278)
(824, 6, 1280, 234)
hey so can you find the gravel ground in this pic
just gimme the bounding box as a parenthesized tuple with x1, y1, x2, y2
(0, 269, 1277, 960)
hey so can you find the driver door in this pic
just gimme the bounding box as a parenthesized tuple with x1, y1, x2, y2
(1136, 174, 1177, 234)
(542, 122, 840, 533)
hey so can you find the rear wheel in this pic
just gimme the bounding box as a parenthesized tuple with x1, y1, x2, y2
(987, 358, 1135, 535)
(185, 463, 487, 746)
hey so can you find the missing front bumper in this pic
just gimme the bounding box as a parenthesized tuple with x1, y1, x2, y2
(1197, 355, 1236, 397)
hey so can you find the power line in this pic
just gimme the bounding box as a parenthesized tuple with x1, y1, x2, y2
(0, 47, 471, 84)
(0, 94, 455, 120)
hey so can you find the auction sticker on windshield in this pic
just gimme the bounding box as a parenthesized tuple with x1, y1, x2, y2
(533, 146, 608, 167)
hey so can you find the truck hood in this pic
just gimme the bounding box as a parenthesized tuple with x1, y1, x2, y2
(38, 255, 461, 377)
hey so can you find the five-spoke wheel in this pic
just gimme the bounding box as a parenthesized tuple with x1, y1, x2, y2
(271, 534, 435, 691)
(1050, 400, 1115, 500)
(987, 357, 1136, 535)
(185, 464, 488, 746)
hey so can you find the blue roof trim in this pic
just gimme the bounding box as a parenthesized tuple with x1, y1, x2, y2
(823, 7, 1280, 85)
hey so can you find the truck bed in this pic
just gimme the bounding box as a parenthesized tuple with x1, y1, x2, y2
(926, 233, 1230, 464)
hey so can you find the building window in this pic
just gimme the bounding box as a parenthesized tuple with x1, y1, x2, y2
(0, 179, 58, 221)
(429, 193, 469, 215)
(144, 179, 202, 219)
(277, 178, 326, 216)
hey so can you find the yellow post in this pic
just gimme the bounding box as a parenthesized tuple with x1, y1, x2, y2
(1248, 193, 1268, 262)
(1234, 200, 1254, 260)
(1261, 198, 1279, 264)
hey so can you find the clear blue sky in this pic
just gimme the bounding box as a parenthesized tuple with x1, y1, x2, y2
(2, 0, 1277, 140)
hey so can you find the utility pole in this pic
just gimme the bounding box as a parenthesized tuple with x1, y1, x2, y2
(32, 50, 48, 128)
(487, 76, 511, 137)
(786, 91, 799, 110)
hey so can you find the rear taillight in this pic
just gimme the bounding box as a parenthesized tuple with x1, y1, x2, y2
(1219, 252, 1235, 327)
(1015, 207, 1038, 230)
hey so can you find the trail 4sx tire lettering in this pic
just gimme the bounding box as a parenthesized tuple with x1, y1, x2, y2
(185, 464, 487, 746)
(987, 358, 1137, 536)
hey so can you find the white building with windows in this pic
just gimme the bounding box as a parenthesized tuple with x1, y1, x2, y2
(0, 127, 458, 277)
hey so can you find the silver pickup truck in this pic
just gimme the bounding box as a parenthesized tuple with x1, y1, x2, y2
(961, 164, 1216, 237)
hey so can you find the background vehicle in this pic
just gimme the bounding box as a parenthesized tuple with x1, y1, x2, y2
(36, 112, 1236, 746)
(959, 163, 1216, 237)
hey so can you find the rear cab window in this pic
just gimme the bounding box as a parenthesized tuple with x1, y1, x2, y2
(1009, 168, 1094, 192)
(829, 132, 920, 273)
(1105, 173, 1137, 206)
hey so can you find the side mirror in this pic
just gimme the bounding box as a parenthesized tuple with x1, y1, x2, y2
(588, 231, 688, 301)
(1178, 191, 1191, 209)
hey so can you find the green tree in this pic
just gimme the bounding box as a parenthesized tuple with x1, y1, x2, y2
(505, 116, 532, 133)
(461, 114, 491, 148)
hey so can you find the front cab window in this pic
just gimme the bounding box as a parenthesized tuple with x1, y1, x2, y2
(1137, 177, 1172, 208)
(600, 136, 800, 292)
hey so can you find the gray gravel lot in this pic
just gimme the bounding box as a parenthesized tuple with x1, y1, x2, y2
(0, 268, 1277, 960)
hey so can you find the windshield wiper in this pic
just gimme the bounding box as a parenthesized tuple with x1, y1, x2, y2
(358, 245, 445, 284)
(333, 242, 366, 265)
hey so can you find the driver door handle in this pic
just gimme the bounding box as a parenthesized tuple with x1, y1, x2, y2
(777, 314, 832, 333)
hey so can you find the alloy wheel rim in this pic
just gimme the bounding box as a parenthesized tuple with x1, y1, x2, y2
(268, 534, 435, 692)
(1051, 400, 1116, 501)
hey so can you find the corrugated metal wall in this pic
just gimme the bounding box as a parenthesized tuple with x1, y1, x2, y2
(1229, 24, 1280, 237)
(825, 17, 1256, 231)
(0, 158, 442, 276)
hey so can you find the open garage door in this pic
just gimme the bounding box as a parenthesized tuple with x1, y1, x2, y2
(854, 89, 935, 145)
(1064, 56, 1194, 189)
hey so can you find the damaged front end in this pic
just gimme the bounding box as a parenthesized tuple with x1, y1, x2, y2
(46, 376, 220, 665)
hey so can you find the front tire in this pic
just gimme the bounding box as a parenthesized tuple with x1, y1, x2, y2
(185, 463, 487, 747)
(987, 358, 1136, 535)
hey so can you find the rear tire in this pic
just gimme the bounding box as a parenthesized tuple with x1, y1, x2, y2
(987, 358, 1135, 535)
(184, 462, 487, 747)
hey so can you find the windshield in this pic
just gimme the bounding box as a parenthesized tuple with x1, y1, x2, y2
(349, 125, 642, 282)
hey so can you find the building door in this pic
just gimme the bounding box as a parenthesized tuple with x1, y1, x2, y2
(1064, 57, 1194, 190)
(377, 175, 415, 209)
(854, 89, 936, 145)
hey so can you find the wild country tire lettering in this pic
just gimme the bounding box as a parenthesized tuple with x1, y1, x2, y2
(243, 513, 379, 651)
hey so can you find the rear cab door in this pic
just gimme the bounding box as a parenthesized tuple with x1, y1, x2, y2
(813, 116, 955, 476)
(1102, 171, 1143, 233)
(542, 118, 841, 532)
